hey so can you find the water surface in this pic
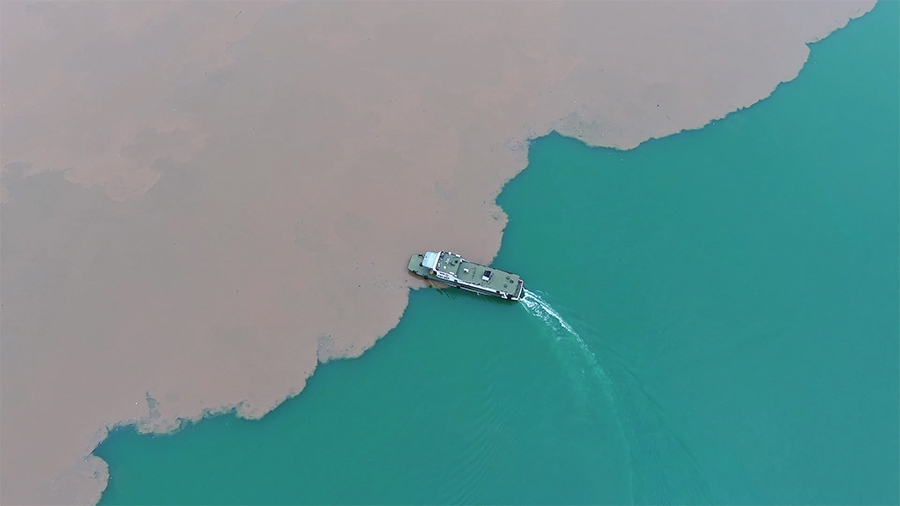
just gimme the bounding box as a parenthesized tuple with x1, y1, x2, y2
(97, 3, 899, 504)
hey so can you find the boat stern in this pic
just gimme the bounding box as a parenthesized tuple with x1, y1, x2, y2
(510, 279, 525, 301)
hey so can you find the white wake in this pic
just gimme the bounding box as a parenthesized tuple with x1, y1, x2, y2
(520, 289, 601, 368)
(520, 288, 711, 504)
(520, 289, 578, 335)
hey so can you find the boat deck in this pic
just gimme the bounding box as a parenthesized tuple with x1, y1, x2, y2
(408, 251, 523, 300)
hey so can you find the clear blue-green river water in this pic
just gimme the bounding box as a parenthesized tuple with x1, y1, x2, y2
(96, 3, 899, 504)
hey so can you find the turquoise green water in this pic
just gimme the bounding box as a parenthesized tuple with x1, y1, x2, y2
(96, 3, 899, 504)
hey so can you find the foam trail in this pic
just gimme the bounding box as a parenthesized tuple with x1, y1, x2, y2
(520, 289, 603, 375)
(521, 288, 712, 504)
(523, 289, 628, 415)
(520, 289, 595, 373)
(520, 288, 635, 498)
(521, 289, 579, 336)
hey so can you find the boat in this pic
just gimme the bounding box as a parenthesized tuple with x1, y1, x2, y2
(408, 251, 525, 301)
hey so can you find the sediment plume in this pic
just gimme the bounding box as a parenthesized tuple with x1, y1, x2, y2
(0, 1, 874, 504)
